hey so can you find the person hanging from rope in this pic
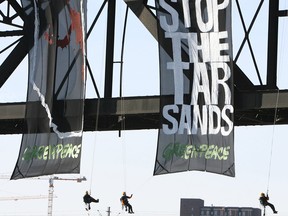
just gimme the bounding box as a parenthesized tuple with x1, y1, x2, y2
(120, 195, 128, 212)
(83, 191, 99, 211)
(120, 192, 134, 214)
(259, 192, 278, 214)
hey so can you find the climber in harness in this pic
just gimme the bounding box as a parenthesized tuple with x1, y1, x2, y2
(83, 191, 99, 211)
(120, 192, 134, 214)
(259, 192, 277, 214)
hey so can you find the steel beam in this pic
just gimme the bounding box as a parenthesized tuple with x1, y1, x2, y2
(0, 90, 288, 134)
(266, 0, 279, 88)
(104, 0, 116, 98)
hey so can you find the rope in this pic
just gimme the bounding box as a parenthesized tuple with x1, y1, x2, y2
(118, 5, 129, 136)
(266, 89, 280, 193)
(121, 134, 127, 192)
(87, 10, 107, 193)
(264, 0, 287, 201)
(89, 99, 100, 192)
(88, 47, 105, 192)
(118, 5, 129, 193)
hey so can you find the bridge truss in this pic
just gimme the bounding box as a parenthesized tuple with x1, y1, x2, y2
(0, 0, 287, 134)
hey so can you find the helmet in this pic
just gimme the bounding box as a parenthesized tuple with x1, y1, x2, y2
(260, 192, 265, 196)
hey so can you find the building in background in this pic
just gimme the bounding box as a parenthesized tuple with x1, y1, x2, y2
(180, 198, 261, 216)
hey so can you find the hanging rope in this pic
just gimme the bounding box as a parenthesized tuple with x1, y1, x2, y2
(118, 5, 129, 192)
(266, 89, 280, 194)
(89, 100, 101, 193)
(118, 5, 129, 137)
(87, 19, 107, 194)
(265, 0, 288, 196)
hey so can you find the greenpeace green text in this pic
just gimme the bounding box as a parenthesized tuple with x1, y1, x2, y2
(163, 143, 230, 161)
(22, 144, 82, 161)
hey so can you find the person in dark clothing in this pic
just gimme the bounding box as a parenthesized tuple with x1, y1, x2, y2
(259, 192, 277, 214)
(120, 192, 134, 214)
(83, 191, 99, 211)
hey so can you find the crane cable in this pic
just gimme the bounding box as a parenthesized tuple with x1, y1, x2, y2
(266, 89, 280, 195)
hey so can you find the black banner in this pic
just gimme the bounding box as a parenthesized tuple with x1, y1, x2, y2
(154, 0, 235, 177)
(11, 0, 87, 179)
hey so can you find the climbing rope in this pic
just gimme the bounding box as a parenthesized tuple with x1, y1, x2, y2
(118, 5, 129, 192)
(87, 11, 107, 193)
(266, 89, 280, 194)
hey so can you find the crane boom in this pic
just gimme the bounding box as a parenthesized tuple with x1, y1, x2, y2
(0, 195, 55, 201)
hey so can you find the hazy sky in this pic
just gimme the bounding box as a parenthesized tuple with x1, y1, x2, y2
(0, 0, 288, 216)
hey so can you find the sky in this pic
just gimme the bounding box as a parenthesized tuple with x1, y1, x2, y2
(0, 0, 288, 216)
